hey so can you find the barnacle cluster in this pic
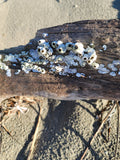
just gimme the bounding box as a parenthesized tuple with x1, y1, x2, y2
(0, 33, 120, 77)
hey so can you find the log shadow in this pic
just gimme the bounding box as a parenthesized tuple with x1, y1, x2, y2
(112, 0, 120, 19)
(31, 99, 100, 159)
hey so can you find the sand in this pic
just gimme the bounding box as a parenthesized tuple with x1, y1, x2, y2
(0, 0, 120, 160)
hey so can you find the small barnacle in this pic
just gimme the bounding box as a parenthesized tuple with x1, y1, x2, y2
(37, 46, 42, 53)
(3, 54, 18, 63)
(0, 54, 2, 60)
(6, 69, 11, 77)
(91, 62, 99, 69)
(51, 55, 56, 61)
(40, 47, 47, 55)
(42, 42, 50, 50)
(80, 61, 87, 67)
(55, 55, 64, 63)
(87, 59, 94, 65)
(98, 67, 110, 74)
(99, 64, 105, 69)
(82, 54, 89, 61)
(37, 67, 42, 72)
(41, 68, 46, 74)
(73, 62, 78, 67)
(66, 42, 74, 51)
(118, 71, 120, 75)
(112, 60, 120, 65)
(42, 60, 49, 65)
(107, 63, 118, 71)
(88, 50, 97, 62)
(107, 64, 114, 69)
(55, 65, 64, 72)
(56, 44, 66, 54)
(42, 33, 48, 38)
(56, 40, 63, 48)
(73, 42, 84, 56)
(103, 45, 107, 51)
(15, 70, 21, 75)
(38, 39, 46, 45)
(76, 73, 85, 78)
(47, 48, 53, 56)
(51, 41, 57, 48)
(109, 72, 116, 77)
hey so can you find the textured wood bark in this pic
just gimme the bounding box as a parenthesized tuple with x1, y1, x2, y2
(1, 19, 120, 101)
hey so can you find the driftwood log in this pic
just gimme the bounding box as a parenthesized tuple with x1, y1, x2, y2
(0, 19, 120, 101)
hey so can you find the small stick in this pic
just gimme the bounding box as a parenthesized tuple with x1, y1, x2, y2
(114, 102, 119, 159)
(27, 103, 41, 160)
(1, 124, 12, 136)
(80, 102, 117, 160)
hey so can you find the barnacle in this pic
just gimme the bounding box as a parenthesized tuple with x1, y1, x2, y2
(56, 40, 63, 48)
(66, 42, 74, 51)
(40, 47, 47, 55)
(109, 72, 116, 77)
(76, 73, 85, 77)
(73, 42, 84, 56)
(107, 63, 118, 71)
(91, 62, 99, 69)
(51, 41, 57, 48)
(42, 33, 48, 38)
(38, 39, 46, 45)
(82, 54, 89, 61)
(112, 60, 120, 65)
(0, 38, 119, 78)
(47, 48, 53, 56)
(56, 44, 66, 54)
(98, 67, 110, 74)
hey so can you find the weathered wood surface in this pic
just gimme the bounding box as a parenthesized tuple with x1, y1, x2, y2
(1, 19, 120, 101)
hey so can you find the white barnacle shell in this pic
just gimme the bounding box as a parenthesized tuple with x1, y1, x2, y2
(56, 44, 66, 54)
(103, 45, 107, 51)
(56, 40, 63, 48)
(66, 42, 74, 51)
(55, 55, 64, 63)
(42, 33, 48, 38)
(47, 48, 53, 56)
(91, 62, 99, 69)
(15, 70, 21, 75)
(38, 39, 46, 45)
(80, 61, 87, 67)
(109, 72, 116, 77)
(3, 54, 18, 62)
(42, 42, 50, 50)
(88, 50, 97, 62)
(112, 60, 120, 65)
(51, 41, 57, 48)
(51, 55, 56, 61)
(40, 47, 47, 55)
(76, 73, 85, 78)
(82, 54, 89, 61)
(73, 42, 84, 56)
(6, 69, 11, 77)
(73, 62, 79, 66)
(41, 68, 46, 74)
(99, 64, 105, 69)
(55, 65, 64, 72)
(37, 46, 42, 53)
(87, 59, 94, 65)
(0, 55, 2, 60)
(98, 67, 110, 74)
(107, 63, 118, 71)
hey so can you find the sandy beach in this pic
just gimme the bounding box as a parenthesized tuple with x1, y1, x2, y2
(0, 0, 120, 160)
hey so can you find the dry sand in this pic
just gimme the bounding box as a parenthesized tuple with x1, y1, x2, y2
(0, 0, 120, 160)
